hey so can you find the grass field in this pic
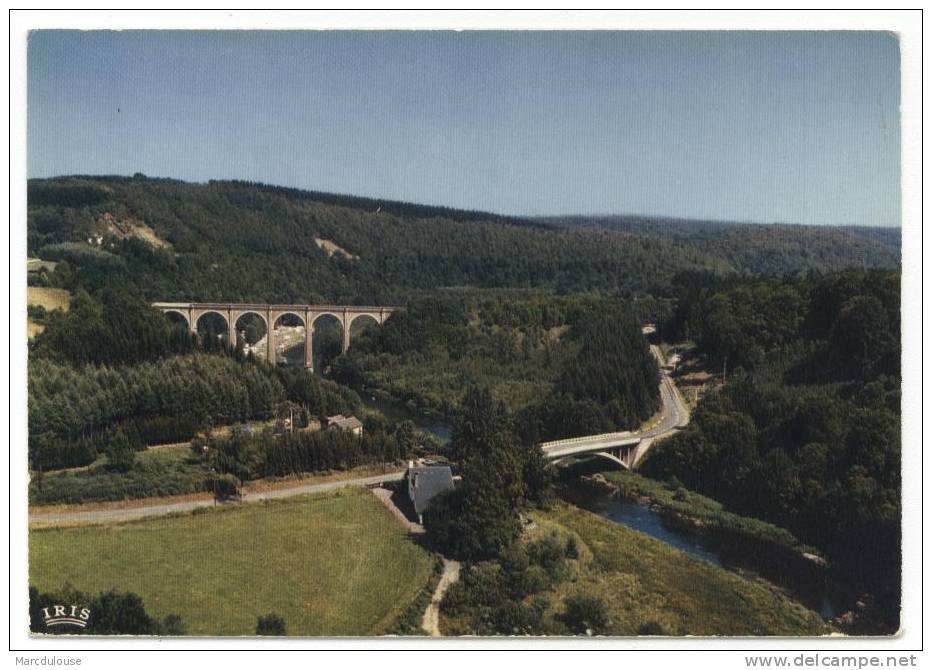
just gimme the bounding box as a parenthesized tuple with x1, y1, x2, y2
(27, 287, 71, 338)
(441, 502, 827, 636)
(30, 488, 435, 635)
(27, 286, 72, 311)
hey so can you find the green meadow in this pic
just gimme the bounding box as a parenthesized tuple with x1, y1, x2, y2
(30, 488, 435, 636)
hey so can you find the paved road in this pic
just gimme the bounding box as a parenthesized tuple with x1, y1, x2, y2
(540, 345, 690, 465)
(29, 471, 405, 526)
(642, 345, 690, 438)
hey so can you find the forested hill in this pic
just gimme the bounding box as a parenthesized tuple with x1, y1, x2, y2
(28, 176, 898, 304)
(545, 215, 901, 272)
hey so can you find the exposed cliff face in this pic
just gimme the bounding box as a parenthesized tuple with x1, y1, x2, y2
(95, 211, 169, 249)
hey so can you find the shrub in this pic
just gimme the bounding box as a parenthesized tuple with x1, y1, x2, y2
(206, 473, 242, 500)
(561, 594, 609, 635)
(490, 600, 543, 635)
(638, 620, 671, 636)
(565, 535, 580, 559)
(103, 427, 142, 472)
(522, 565, 552, 595)
(527, 533, 567, 578)
(256, 613, 286, 635)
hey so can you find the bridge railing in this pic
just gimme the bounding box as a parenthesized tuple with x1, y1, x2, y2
(539, 431, 634, 449)
(152, 302, 402, 312)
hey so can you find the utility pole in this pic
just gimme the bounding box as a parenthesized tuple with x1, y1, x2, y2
(722, 355, 727, 385)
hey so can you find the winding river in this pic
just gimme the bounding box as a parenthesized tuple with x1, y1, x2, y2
(357, 391, 841, 621)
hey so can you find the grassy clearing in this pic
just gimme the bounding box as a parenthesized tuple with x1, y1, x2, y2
(30, 488, 435, 635)
(487, 503, 827, 636)
(27, 287, 71, 311)
(28, 258, 59, 273)
(27, 287, 71, 339)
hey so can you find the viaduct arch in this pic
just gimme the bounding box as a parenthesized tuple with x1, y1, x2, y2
(154, 302, 399, 371)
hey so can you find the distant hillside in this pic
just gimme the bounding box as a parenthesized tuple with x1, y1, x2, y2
(545, 215, 900, 272)
(27, 176, 899, 304)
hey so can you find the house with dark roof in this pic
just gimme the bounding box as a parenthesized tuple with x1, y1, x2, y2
(405, 465, 455, 524)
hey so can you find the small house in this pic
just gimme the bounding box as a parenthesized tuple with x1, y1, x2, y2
(325, 414, 364, 436)
(406, 465, 455, 524)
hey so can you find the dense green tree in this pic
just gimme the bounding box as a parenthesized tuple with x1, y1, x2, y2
(425, 388, 525, 560)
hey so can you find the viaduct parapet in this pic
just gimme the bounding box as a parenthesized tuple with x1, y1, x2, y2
(153, 302, 400, 371)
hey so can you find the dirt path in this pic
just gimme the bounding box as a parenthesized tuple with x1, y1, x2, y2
(421, 558, 460, 636)
(370, 487, 425, 534)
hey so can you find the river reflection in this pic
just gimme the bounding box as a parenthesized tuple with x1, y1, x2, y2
(561, 484, 841, 621)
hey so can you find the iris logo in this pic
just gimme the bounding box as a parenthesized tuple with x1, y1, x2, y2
(41, 605, 91, 629)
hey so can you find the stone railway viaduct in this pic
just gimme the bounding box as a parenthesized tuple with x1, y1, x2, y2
(153, 302, 399, 370)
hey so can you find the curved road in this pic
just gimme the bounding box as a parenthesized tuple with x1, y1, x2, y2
(540, 344, 690, 465)
(644, 345, 691, 437)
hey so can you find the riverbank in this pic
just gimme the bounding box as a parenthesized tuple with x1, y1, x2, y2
(561, 468, 889, 632)
(582, 469, 823, 562)
(440, 500, 830, 636)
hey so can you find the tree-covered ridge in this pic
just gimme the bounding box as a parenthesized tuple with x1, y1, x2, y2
(28, 176, 896, 305)
(334, 292, 592, 415)
(333, 292, 659, 437)
(641, 269, 901, 632)
(547, 215, 900, 275)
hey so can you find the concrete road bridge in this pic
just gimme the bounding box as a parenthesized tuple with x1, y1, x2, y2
(153, 302, 400, 370)
(540, 345, 690, 469)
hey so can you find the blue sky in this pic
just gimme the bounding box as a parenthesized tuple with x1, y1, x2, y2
(28, 30, 900, 226)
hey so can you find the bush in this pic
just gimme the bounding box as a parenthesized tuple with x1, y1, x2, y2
(638, 620, 671, 636)
(561, 594, 609, 635)
(490, 600, 543, 635)
(527, 533, 567, 578)
(206, 473, 242, 500)
(565, 536, 580, 559)
(29, 585, 185, 635)
(256, 613, 286, 635)
(103, 427, 142, 472)
(521, 565, 552, 595)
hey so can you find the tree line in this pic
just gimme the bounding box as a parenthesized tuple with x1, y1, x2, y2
(200, 423, 415, 483)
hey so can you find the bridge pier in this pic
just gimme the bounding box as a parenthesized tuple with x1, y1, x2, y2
(305, 314, 314, 371)
(265, 308, 275, 365)
(341, 308, 351, 354)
